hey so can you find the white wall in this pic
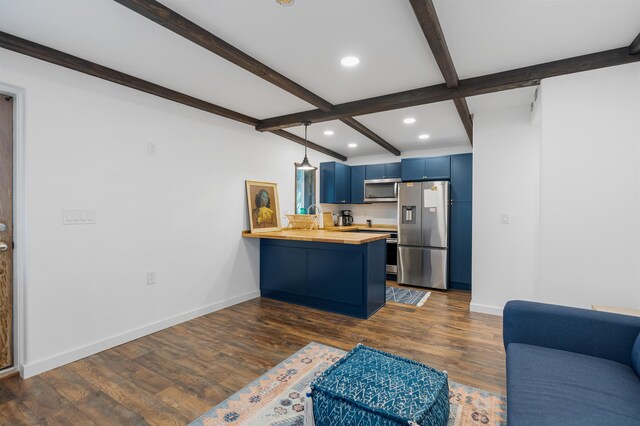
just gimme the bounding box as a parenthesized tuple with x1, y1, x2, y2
(1, 50, 336, 377)
(538, 63, 640, 309)
(471, 107, 541, 315)
(471, 62, 640, 315)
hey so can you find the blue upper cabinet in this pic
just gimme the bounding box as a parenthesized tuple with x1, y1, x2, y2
(366, 163, 401, 180)
(320, 162, 351, 204)
(401, 158, 426, 181)
(425, 156, 451, 180)
(450, 153, 473, 202)
(351, 165, 366, 204)
(365, 164, 385, 179)
(385, 162, 401, 179)
(401, 156, 450, 181)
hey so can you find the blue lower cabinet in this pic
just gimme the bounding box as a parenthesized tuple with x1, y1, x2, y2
(261, 245, 307, 295)
(450, 202, 472, 290)
(350, 165, 366, 204)
(308, 250, 363, 305)
(260, 239, 386, 318)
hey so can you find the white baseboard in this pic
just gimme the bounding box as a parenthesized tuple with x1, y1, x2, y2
(21, 290, 260, 378)
(470, 302, 504, 316)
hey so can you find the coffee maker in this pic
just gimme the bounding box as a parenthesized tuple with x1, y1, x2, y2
(341, 210, 354, 226)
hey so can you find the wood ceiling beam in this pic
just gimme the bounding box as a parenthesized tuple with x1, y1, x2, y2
(0, 31, 347, 161)
(630, 32, 640, 55)
(114, 0, 400, 156)
(113, 0, 333, 111)
(256, 46, 640, 131)
(409, 0, 473, 144)
(341, 118, 401, 156)
(271, 130, 346, 161)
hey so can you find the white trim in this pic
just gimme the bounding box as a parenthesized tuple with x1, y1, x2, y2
(470, 302, 504, 316)
(21, 290, 260, 378)
(0, 82, 26, 377)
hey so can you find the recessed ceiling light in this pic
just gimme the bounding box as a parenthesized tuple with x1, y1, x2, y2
(341, 56, 360, 67)
(419, 134, 430, 140)
(323, 130, 334, 136)
(348, 143, 358, 148)
(275, 0, 295, 6)
(403, 117, 416, 124)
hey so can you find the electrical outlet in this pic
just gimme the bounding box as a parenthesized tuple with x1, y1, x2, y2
(500, 213, 511, 225)
(147, 142, 158, 157)
(147, 271, 157, 285)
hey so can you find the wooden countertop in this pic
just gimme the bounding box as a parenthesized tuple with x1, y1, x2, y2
(242, 229, 390, 245)
(322, 223, 397, 232)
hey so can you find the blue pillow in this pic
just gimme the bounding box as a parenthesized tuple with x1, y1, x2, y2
(633, 333, 640, 377)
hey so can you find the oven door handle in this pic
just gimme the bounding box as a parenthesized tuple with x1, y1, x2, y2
(386, 238, 398, 244)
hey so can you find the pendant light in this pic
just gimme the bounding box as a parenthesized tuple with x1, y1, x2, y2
(296, 121, 317, 171)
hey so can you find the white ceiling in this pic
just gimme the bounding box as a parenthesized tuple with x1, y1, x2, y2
(1, 0, 638, 158)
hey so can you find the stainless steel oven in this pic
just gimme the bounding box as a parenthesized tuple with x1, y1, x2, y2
(386, 233, 398, 274)
(364, 178, 400, 203)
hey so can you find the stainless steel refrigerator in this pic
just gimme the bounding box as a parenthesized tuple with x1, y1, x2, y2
(397, 181, 450, 289)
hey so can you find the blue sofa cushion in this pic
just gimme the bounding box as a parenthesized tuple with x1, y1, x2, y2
(633, 333, 640, 377)
(507, 343, 640, 426)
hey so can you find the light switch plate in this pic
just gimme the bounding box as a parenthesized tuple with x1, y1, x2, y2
(500, 213, 511, 225)
(147, 142, 158, 157)
(147, 271, 157, 285)
(63, 209, 96, 225)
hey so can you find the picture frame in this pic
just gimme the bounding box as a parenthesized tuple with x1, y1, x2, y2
(246, 180, 281, 233)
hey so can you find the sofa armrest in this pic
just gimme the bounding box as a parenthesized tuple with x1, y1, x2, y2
(503, 300, 640, 366)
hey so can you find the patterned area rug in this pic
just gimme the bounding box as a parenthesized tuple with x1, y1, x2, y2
(190, 343, 506, 426)
(386, 286, 431, 307)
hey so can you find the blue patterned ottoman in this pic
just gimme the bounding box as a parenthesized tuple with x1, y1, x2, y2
(308, 345, 450, 426)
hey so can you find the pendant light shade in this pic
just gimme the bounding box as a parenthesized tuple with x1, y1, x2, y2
(296, 122, 317, 171)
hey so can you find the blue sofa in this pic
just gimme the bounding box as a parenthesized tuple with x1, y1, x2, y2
(503, 301, 640, 425)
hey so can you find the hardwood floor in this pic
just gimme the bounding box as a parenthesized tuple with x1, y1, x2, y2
(0, 286, 505, 425)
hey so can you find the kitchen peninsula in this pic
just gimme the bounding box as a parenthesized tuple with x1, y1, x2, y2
(243, 230, 388, 318)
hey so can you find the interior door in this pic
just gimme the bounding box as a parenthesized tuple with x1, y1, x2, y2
(0, 96, 13, 369)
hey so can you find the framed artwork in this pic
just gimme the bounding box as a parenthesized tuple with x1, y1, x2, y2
(246, 180, 281, 233)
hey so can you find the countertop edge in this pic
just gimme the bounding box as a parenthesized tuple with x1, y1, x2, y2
(241, 230, 390, 245)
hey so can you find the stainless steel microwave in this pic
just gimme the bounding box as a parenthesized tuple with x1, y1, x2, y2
(364, 178, 400, 203)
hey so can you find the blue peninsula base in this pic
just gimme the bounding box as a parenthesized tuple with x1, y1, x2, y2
(259, 238, 387, 319)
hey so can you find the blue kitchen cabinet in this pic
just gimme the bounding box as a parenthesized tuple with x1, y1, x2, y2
(261, 245, 307, 296)
(449, 202, 472, 290)
(350, 165, 366, 204)
(365, 164, 385, 179)
(426, 156, 451, 180)
(401, 156, 450, 181)
(260, 238, 386, 318)
(401, 158, 426, 181)
(308, 250, 364, 305)
(320, 162, 351, 204)
(365, 163, 401, 180)
(385, 162, 401, 178)
(451, 153, 473, 202)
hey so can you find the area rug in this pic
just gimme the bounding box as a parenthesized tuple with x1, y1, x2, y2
(386, 286, 431, 307)
(190, 342, 506, 426)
